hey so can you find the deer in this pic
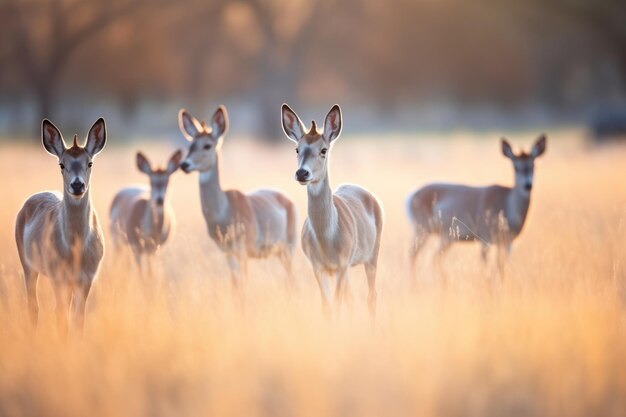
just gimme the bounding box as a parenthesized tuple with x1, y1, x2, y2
(178, 106, 297, 289)
(281, 104, 383, 318)
(15, 118, 107, 331)
(109, 150, 183, 267)
(406, 135, 547, 280)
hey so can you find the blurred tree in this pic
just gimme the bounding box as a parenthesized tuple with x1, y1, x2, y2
(69, 0, 230, 121)
(243, 0, 349, 141)
(2, 0, 167, 129)
(494, 0, 626, 109)
(546, 0, 626, 105)
(1, 0, 625, 137)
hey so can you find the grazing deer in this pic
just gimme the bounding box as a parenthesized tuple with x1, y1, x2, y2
(15, 118, 107, 330)
(178, 106, 297, 288)
(281, 104, 383, 317)
(109, 150, 183, 266)
(406, 135, 547, 277)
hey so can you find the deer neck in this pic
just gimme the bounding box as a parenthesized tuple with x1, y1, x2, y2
(307, 169, 339, 242)
(198, 153, 230, 224)
(62, 189, 93, 245)
(506, 184, 531, 234)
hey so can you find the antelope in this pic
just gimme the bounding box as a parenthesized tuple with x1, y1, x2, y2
(178, 106, 297, 288)
(406, 135, 547, 277)
(281, 104, 383, 317)
(109, 150, 183, 266)
(15, 118, 107, 330)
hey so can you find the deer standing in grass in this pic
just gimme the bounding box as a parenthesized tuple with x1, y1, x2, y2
(406, 135, 547, 278)
(109, 150, 183, 267)
(15, 118, 107, 330)
(178, 106, 297, 288)
(281, 104, 383, 317)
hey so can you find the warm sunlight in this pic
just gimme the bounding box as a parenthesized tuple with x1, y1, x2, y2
(1, 0, 625, 416)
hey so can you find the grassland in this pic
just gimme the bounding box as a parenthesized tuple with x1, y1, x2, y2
(0, 130, 625, 417)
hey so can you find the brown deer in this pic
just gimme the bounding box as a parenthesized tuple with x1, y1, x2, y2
(15, 118, 107, 330)
(281, 104, 383, 317)
(109, 150, 182, 266)
(178, 106, 297, 288)
(406, 135, 547, 277)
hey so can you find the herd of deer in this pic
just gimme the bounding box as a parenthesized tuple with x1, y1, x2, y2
(14, 104, 547, 328)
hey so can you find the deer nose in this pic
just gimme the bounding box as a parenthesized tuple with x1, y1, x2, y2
(180, 161, 190, 172)
(70, 180, 85, 194)
(295, 168, 310, 182)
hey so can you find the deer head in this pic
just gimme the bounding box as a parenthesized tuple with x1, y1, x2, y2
(136, 150, 183, 207)
(178, 107, 228, 174)
(42, 118, 106, 201)
(281, 104, 342, 185)
(501, 134, 547, 194)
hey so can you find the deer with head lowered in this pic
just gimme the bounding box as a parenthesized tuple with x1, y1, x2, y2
(178, 106, 297, 289)
(15, 118, 107, 330)
(406, 135, 547, 279)
(109, 150, 183, 266)
(281, 104, 383, 317)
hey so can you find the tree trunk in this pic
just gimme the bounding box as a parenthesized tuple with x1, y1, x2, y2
(32, 78, 57, 140)
(37, 85, 54, 121)
(256, 45, 301, 142)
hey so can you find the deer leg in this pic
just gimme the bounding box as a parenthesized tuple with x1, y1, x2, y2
(409, 233, 428, 286)
(479, 243, 498, 297)
(241, 254, 249, 281)
(73, 278, 93, 333)
(279, 249, 295, 292)
(434, 239, 452, 289)
(145, 254, 160, 299)
(481, 244, 493, 282)
(334, 269, 350, 318)
(480, 244, 490, 264)
(226, 253, 246, 312)
(364, 262, 378, 321)
(53, 282, 72, 337)
(342, 273, 354, 309)
(227, 254, 243, 290)
(154, 253, 169, 298)
(132, 248, 142, 270)
(24, 269, 39, 326)
(145, 253, 155, 279)
(313, 269, 331, 318)
(132, 251, 149, 300)
(496, 244, 511, 282)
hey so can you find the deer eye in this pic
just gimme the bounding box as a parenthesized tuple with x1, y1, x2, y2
(88, 162, 93, 168)
(320, 148, 328, 156)
(203, 144, 212, 150)
(59, 163, 65, 170)
(295, 148, 299, 155)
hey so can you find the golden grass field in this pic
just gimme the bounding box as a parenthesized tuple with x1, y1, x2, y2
(0, 130, 625, 417)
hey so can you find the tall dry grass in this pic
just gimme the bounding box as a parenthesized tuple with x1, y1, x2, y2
(0, 131, 625, 417)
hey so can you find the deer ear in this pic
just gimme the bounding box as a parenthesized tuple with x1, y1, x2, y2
(136, 152, 152, 174)
(281, 104, 306, 143)
(42, 119, 65, 157)
(501, 138, 515, 159)
(179, 109, 202, 141)
(211, 106, 228, 139)
(531, 134, 546, 158)
(166, 150, 183, 174)
(323, 104, 342, 142)
(85, 118, 106, 156)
